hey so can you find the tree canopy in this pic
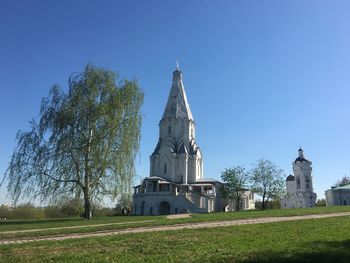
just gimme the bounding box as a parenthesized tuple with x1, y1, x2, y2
(221, 165, 250, 211)
(336, 176, 350, 187)
(250, 159, 285, 210)
(6, 64, 143, 219)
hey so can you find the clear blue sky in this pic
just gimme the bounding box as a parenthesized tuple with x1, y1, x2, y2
(1, 0, 349, 204)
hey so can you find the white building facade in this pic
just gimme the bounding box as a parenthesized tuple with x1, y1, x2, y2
(281, 148, 317, 208)
(225, 190, 255, 212)
(325, 184, 350, 206)
(133, 67, 255, 215)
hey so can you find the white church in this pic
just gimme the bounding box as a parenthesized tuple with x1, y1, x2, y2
(132, 67, 254, 215)
(281, 148, 317, 208)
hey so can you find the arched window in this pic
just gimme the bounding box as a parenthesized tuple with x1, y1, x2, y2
(305, 177, 310, 188)
(297, 178, 301, 189)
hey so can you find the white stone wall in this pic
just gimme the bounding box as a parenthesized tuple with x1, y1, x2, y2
(326, 189, 350, 206)
(224, 191, 255, 211)
(286, 181, 295, 194)
(133, 190, 214, 215)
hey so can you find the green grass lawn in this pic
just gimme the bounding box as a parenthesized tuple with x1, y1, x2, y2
(0, 206, 350, 240)
(0, 215, 349, 263)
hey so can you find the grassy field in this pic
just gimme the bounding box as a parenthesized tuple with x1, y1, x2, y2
(0, 215, 349, 262)
(0, 206, 350, 240)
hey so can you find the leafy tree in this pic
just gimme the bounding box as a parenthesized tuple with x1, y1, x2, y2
(336, 176, 350, 187)
(250, 159, 285, 210)
(115, 192, 133, 214)
(6, 64, 143, 219)
(316, 199, 327, 207)
(221, 166, 250, 211)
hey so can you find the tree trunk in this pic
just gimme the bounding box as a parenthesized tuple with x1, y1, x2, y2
(261, 194, 266, 210)
(83, 129, 93, 220)
(83, 188, 92, 220)
(235, 195, 240, 211)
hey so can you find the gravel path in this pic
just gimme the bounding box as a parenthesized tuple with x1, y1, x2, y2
(1, 212, 349, 245)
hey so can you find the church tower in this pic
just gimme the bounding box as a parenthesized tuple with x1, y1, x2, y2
(149, 67, 203, 184)
(293, 148, 314, 193)
(281, 148, 317, 208)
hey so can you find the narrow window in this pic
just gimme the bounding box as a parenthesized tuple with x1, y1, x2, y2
(305, 178, 310, 188)
(164, 163, 167, 174)
(150, 207, 153, 215)
(168, 126, 171, 134)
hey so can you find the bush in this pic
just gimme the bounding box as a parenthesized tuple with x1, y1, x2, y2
(92, 206, 116, 217)
(0, 205, 10, 219)
(60, 199, 83, 217)
(10, 203, 44, 219)
(255, 199, 281, 210)
(44, 205, 63, 218)
(43, 198, 84, 218)
(317, 199, 327, 207)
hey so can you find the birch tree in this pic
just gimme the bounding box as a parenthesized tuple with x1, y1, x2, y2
(6, 64, 143, 219)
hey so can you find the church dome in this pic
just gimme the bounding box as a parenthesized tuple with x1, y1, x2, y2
(294, 157, 309, 163)
(294, 147, 309, 163)
(286, 175, 295, 181)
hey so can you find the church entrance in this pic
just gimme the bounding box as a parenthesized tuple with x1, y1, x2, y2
(159, 201, 171, 215)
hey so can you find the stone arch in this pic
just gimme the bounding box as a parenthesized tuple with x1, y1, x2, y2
(159, 201, 171, 215)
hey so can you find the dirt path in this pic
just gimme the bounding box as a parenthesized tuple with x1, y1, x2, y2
(1, 212, 349, 245)
(0, 220, 156, 234)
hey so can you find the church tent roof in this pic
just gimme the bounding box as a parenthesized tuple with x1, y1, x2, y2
(162, 69, 193, 120)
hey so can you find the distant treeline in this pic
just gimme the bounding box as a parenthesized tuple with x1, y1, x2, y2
(0, 199, 125, 220)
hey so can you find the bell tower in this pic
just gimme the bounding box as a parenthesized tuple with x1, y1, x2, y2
(293, 147, 314, 192)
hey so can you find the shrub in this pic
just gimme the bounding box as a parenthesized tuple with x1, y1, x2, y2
(11, 203, 44, 219)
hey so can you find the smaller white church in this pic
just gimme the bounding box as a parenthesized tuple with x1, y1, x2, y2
(281, 148, 317, 208)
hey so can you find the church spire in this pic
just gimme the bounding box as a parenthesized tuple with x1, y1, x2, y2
(162, 67, 193, 120)
(298, 147, 304, 158)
